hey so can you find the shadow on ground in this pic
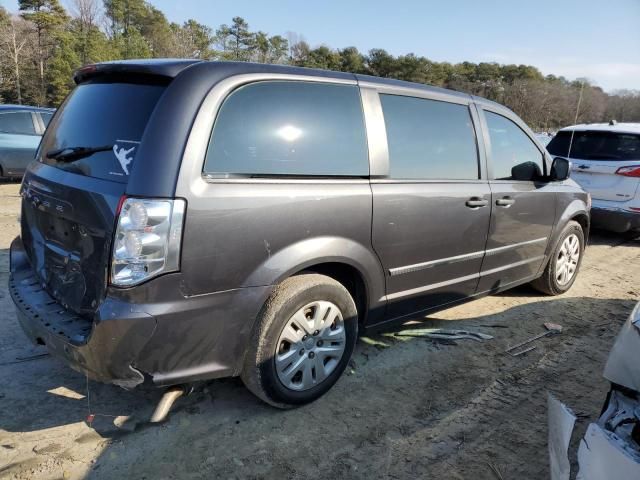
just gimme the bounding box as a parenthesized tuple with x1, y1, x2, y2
(1, 294, 636, 479)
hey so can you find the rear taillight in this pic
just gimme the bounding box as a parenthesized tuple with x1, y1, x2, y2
(111, 198, 185, 287)
(615, 165, 640, 177)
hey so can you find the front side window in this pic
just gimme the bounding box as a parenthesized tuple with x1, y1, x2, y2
(380, 94, 479, 180)
(205, 81, 369, 177)
(485, 111, 543, 180)
(0, 112, 36, 135)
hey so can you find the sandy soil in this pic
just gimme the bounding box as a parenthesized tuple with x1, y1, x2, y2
(0, 181, 638, 480)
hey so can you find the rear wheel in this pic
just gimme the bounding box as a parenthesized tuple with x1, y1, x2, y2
(241, 273, 358, 408)
(531, 220, 584, 295)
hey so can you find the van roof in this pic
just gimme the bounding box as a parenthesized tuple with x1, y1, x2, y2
(74, 59, 479, 103)
(559, 122, 640, 135)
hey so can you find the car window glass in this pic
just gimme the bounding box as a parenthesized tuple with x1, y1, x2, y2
(547, 130, 640, 161)
(41, 113, 53, 128)
(486, 111, 543, 180)
(205, 81, 369, 177)
(380, 94, 479, 180)
(0, 112, 36, 135)
(39, 82, 166, 183)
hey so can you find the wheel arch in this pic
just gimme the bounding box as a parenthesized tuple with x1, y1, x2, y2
(243, 236, 386, 327)
(294, 262, 370, 326)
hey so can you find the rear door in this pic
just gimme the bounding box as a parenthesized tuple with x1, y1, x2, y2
(476, 107, 555, 293)
(547, 130, 640, 202)
(0, 111, 41, 175)
(20, 80, 167, 315)
(370, 89, 491, 319)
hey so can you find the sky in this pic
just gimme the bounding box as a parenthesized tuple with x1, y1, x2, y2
(3, 0, 639, 92)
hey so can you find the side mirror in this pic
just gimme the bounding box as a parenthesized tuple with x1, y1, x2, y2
(550, 157, 571, 181)
(511, 161, 542, 181)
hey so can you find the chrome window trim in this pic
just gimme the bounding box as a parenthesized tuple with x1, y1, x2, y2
(358, 80, 471, 106)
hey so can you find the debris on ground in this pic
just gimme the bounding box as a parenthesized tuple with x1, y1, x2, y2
(395, 328, 494, 342)
(506, 323, 563, 354)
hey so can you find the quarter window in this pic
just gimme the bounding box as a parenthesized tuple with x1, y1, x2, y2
(205, 81, 369, 177)
(380, 94, 479, 180)
(0, 112, 36, 135)
(485, 111, 544, 180)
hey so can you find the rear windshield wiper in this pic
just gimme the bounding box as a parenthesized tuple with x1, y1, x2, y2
(46, 145, 113, 163)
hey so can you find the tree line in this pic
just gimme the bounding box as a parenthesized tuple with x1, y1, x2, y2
(1, 0, 639, 130)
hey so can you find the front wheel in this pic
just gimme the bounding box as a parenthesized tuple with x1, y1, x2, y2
(241, 273, 358, 408)
(531, 220, 585, 295)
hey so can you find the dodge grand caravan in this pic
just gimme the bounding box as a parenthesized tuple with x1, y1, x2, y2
(9, 60, 590, 407)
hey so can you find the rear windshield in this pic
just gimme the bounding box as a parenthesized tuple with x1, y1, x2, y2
(547, 130, 640, 161)
(39, 81, 166, 182)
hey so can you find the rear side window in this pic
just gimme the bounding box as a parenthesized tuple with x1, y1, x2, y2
(547, 130, 640, 161)
(40, 82, 166, 183)
(380, 94, 479, 180)
(485, 111, 543, 180)
(0, 112, 36, 135)
(205, 81, 368, 177)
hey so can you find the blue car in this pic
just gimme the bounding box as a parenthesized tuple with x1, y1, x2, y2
(0, 105, 55, 179)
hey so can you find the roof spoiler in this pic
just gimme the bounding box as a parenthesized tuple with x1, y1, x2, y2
(73, 59, 203, 84)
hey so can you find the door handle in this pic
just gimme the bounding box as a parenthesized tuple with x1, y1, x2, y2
(496, 197, 515, 207)
(465, 197, 489, 208)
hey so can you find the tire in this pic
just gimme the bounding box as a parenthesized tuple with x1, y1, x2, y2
(531, 220, 585, 295)
(241, 273, 358, 408)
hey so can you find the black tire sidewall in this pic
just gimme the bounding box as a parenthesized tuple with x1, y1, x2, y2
(258, 282, 357, 406)
(548, 223, 585, 293)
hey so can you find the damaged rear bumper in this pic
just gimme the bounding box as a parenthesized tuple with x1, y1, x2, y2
(10, 237, 156, 388)
(9, 236, 272, 389)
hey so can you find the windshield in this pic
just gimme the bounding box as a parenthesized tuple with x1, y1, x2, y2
(547, 130, 640, 161)
(39, 81, 166, 182)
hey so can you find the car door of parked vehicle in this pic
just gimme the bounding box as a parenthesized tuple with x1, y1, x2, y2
(0, 111, 41, 176)
(476, 107, 556, 293)
(369, 89, 491, 320)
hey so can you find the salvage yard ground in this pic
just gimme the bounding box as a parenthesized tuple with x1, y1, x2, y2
(0, 181, 639, 480)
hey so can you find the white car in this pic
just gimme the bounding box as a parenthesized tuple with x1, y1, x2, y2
(547, 122, 640, 232)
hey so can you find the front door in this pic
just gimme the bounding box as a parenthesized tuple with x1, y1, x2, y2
(370, 91, 491, 319)
(476, 108, 555, 293)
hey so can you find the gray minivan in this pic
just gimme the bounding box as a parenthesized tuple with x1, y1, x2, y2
(10, 60, 590, 408)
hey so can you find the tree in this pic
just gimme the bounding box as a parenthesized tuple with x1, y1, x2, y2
(339, 47, 366, 73)
(69, 0, 100, 64)
(216, 16, 254, 61)
(103, 0, 150, 58)
(366, 49, 397, 77)
(18, 0, 67, 105)
(0, 10, 36, 104)
(175, 19, 214, 59)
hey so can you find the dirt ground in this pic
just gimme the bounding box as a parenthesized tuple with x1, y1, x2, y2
(0, 181, 638, 480)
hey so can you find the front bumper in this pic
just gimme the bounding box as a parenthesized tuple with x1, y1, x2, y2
(9, 236, 272, 388)
(590, 206, 640, 233)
